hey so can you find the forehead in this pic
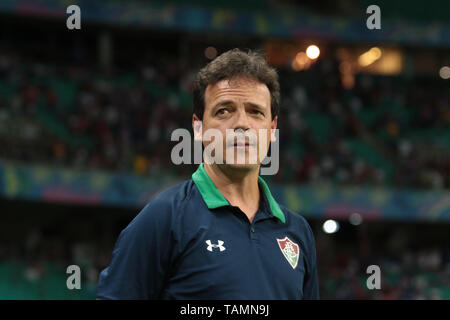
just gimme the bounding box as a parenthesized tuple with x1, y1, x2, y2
(204, 77, 270, 106)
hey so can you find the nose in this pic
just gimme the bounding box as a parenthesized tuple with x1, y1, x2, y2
(233, 108, 251, 132)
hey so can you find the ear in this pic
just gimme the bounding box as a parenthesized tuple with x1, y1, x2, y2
(192, 114, 203, 141)
(270, 116, 278, 142)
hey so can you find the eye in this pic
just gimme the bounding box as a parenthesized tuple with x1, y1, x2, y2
(216, 108, 229, 116)
(251, 109, 264, 116)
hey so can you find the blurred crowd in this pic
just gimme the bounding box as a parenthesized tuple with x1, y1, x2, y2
(0, 224, 113, 299)
(277, 60, 450, 189)
(0, 48, 195, 181)
(318, 247, 450, 300)
(1, 223, 449, 300)
(0, 46, 449, 189)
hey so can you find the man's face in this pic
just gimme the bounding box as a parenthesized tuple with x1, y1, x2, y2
(193, 76, 277, 171)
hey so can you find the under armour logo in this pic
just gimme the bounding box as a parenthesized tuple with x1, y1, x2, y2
(206, 240, 226, 252)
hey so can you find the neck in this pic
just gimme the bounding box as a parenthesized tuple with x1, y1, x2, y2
(204, 163, 260, 222)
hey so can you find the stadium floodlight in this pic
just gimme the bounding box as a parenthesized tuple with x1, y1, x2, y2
(439, 66, 450, 79)
(322, 219, 339, 234)
(306, 45, 320, 59)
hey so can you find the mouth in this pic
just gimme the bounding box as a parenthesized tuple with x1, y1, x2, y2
(231, 141, 256, 148)
(226, 135, 257, 148)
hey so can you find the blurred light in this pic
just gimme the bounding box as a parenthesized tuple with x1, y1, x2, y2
(358, 47, 382, 67)
(375, 50, 402, 75)
(296, 52, 308, 64)
(306, 45, 320, 59)
(340, 60, 354, 89)
(323, 219, 339, 234)
(204, 47, 217, 60)
(439, 66, 450, 79)
(291, 59, 302, 71)
(339, 61, 352, 74)
(349, 212, 363, 226)
(292, 52, 310, 71)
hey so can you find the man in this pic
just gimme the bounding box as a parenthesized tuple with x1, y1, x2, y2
(96, 49, 319, 299)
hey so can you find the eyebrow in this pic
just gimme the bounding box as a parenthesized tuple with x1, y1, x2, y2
(212, 100, 234, 110)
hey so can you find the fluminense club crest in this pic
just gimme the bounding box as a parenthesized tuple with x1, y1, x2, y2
(277, 236, 300, 269)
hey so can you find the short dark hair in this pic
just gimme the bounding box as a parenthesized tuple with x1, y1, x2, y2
(193, 48, 280, 120)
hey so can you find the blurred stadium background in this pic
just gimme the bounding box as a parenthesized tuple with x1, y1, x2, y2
(0, 0, 449, 300)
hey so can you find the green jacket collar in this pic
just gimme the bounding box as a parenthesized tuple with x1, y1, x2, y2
(192, 163, 286, 224)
